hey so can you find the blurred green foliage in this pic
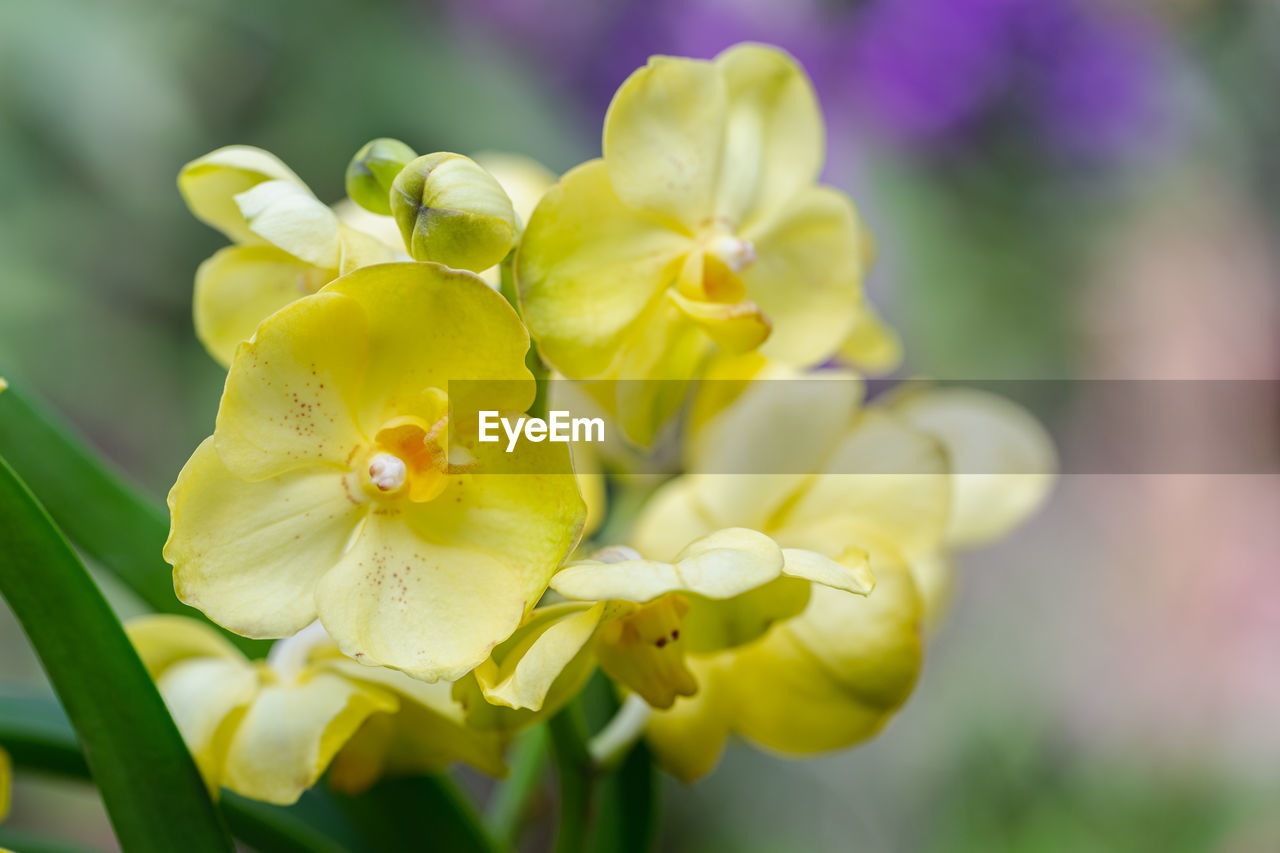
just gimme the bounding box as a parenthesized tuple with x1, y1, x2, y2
(0, 0, 591, 494)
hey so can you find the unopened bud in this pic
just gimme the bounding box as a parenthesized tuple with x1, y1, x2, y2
(390, 153, 517, 273)
(346, 138, 417, 216)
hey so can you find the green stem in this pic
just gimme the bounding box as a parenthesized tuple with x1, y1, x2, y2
(588, 740, 661, 853)
(486, 725, 550, 848)
(548, 704, 594, 853)
(0, 459, 234, 852)
(0, 386, 263, 655)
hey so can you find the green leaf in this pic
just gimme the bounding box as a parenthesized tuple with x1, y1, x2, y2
(0, 457, 234, 853)
(331, 775, 498, 853)
(0, 386, 264, 655)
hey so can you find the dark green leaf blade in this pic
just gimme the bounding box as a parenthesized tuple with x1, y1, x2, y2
(0, 386, 264, 655)
(0, 386, 176, 612)
(0, 456, 234, 853)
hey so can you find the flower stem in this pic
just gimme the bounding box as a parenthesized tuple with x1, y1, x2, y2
(548, 703, 594, 853)
(486, 725, 550, 849)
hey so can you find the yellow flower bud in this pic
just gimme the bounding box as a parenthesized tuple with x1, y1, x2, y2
(390, 153, 517, 272)
(345, 138, 417, 216)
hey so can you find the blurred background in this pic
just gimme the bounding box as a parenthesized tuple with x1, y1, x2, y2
(2, 0, 1278, 849)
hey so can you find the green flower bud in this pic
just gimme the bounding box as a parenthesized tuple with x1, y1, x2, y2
(390, 153, 517, 272)
(346, 138, 417, 216)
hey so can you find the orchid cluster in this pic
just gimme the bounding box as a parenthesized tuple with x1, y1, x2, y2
(132, 43, 1051, 820)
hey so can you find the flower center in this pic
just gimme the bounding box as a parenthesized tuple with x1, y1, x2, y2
(668, 228, 772, 354)
(595, 595, 697, 709)
(676, 228, 757, 304)
(352, 388, 471, 503)
(360, 414, 451, 502)
(368, 452, 408, 492)
(704, 233, 756, 274)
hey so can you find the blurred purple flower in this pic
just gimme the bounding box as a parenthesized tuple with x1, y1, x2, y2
(844, 0, 1164, 156)
(444, 0, 833, 118)
(446, 0, 1166, 160)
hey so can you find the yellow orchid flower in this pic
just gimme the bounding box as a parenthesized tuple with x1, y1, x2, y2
(127, 616, 505, 805)
(516, 43, 871, 444)
(627, 379, 943, 778)
(627, 367, 1053, 779)
(165, 262, 586, 681)
(452, 528, 872, 732)
(180, 145, 404, 366)
(643, 545, 923, 782)
(682, 358, 1053, 622)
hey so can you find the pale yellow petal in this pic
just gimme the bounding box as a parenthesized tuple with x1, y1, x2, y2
(166, 438, 365, 639)
(666, 290, 771, 354)
(712, 43, 824, 228)
(727, 553, 923, 754)
(892, 388, 1056, 549)
(643, 652, 736, 782)
(178, 145, 305, 245)
(475, 603, 607, 711)
(780, 547, 874, 596)
(777, 409, 950, 557)
(683, 363, 863, 529)
(234, 180, 341, 270)
(458, 603, 604, 732)
(741, 186, 864, 367)
(552, 528, 783, 603)
(907, 550, 954, 631)
(322, 658, 508, 780)
(322, 262, 535, 432)
(337, 223, 406, 274)
(155, 657, 259, 791)
(839, 302, 902, 375)
(517, 160, 691, 378)
(126, 614, 246, 681)
(222, 673, 396, 805)
(629, 478, 719, 563)
(606, 299, 714, 446)
(316, 517, 523, 682)
(194, 245, 331, 368)
(603, 56, 726, 230)
(214, 291, 369, 480)
(332, 200, 405, 250)
(573, 450, 607, 539)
